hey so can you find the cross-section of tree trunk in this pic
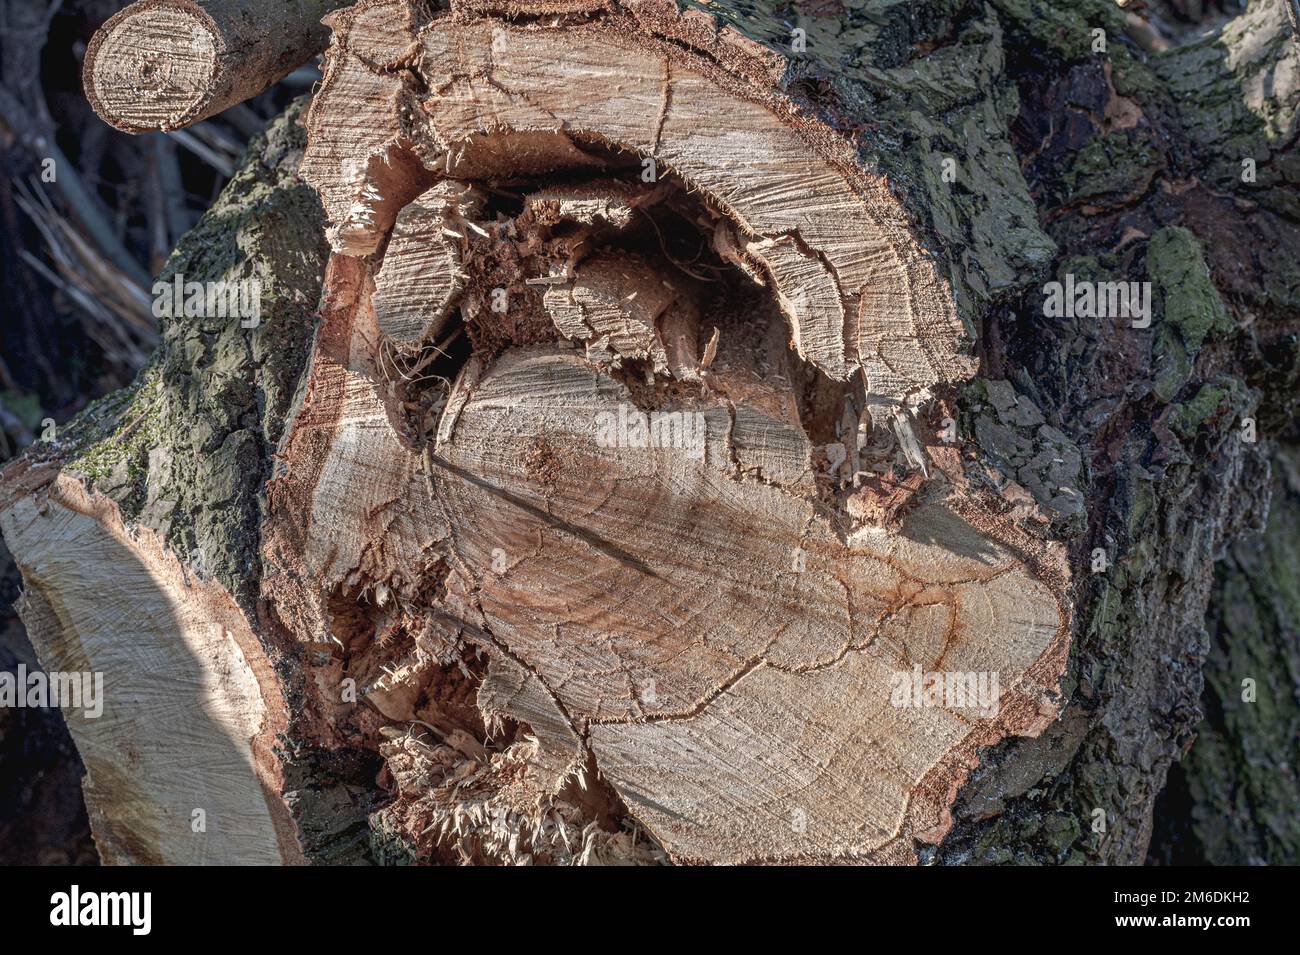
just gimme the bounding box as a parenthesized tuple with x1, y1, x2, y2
(84, 0, 348, 133)
(255, 0, 1078, 864)
(0, 472, 301, 864)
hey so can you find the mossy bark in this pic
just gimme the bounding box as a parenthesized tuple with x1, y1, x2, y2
(1150, 442, 1300, 865)
(932, 0, 1299, 865)
(60, 98, 328, 608)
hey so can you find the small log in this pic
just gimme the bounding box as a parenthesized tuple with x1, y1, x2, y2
(83, 0, 348, 133)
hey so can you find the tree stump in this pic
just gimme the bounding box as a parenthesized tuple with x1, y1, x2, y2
(2, 0, 1296, 865)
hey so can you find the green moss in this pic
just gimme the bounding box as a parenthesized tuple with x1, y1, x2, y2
(1109, 44, 1162, 104)
(1149, 227, 1232, 349)
(1147, 227, 1232, 403)
(1063, 131, 1160, 203)
(1055, 254, 1102, 284)
(987, 0, 1123, 62)
(1041, 811, 1082, 853)
(125, 98, 327, 599)
(60, 368, 164, 501)
(1152, 1, 1300, 223)
(1167, 378, 1245, 441)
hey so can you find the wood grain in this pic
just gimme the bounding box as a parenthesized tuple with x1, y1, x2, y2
(0, 476, 300, 864)
(84, 0, 347, 133)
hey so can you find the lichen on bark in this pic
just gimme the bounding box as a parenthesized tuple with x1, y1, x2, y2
(932, 0, 1296, 865)
(61, 97, 328, 608)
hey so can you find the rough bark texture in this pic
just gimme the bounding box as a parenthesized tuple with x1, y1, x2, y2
(1150, 438, 1300, 865)
(53, 98, 327, 607)
(936, 0, 1299, 865)
(2, 0, 1297, 865)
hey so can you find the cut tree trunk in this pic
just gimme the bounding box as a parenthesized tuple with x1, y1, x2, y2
(3, 0, 1297, 865)
(1, 99, 332, 864)
(268, 0, 1076, 864)
(84, 0, 348, 133)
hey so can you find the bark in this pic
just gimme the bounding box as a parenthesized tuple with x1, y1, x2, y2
(2, 0, 1297, 866)
(937, 0, 1300, 865)
(1150, 441, 1300, 865)
(84, 0, 348, 133)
